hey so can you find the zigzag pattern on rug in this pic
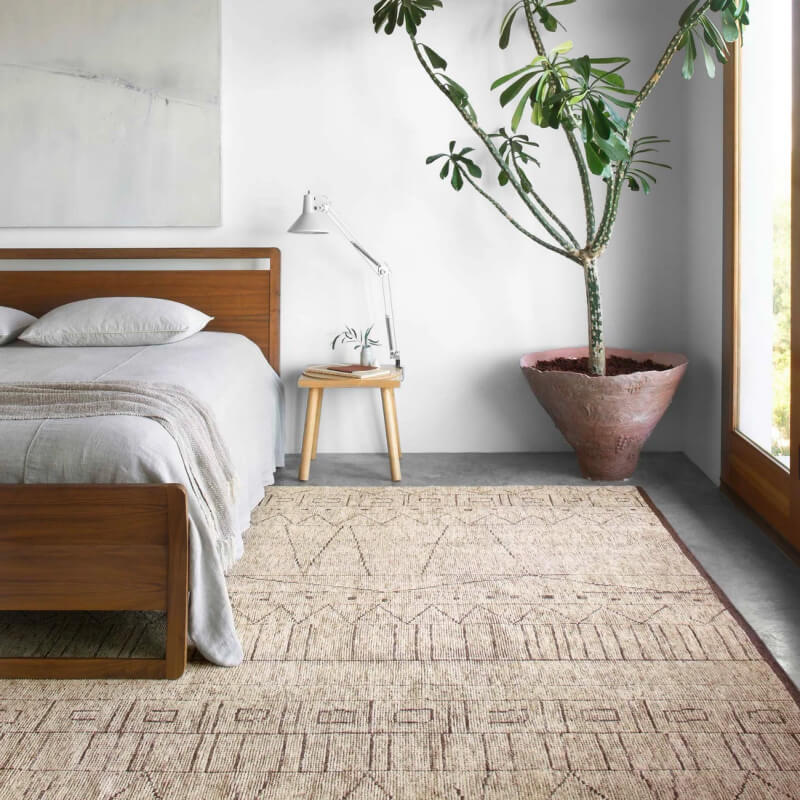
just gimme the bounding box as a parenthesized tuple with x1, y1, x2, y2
(0, 486, 798, 799)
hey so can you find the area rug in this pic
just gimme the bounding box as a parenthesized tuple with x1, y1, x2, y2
(0, 485, 798, 799)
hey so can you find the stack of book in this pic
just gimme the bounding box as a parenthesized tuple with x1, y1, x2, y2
(303, 364, 394, 380)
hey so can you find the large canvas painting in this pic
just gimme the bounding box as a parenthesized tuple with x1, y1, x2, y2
(0, 0, 220, 227)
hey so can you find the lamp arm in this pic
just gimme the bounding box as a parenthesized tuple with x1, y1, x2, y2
(324, 207, 384, 275)
(321, 202, 402, 369)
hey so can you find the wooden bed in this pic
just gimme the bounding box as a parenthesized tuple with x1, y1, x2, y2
(0, 247, 281, 679)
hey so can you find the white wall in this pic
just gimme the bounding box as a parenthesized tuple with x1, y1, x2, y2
(683, 74, 724, 483)
(0, 0, 699, 457)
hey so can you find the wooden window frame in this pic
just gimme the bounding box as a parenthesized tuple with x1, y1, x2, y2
(721, 18, 799, 550)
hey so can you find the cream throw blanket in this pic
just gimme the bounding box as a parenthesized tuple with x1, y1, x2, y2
(0, 381, 239, 569)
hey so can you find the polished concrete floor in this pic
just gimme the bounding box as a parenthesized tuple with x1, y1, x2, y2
(276, 451, 800, 688)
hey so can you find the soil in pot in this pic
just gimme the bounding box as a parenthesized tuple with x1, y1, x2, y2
(535, 355, 673, 376)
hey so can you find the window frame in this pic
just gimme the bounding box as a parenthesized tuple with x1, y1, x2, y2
(721, 19, 799, 549)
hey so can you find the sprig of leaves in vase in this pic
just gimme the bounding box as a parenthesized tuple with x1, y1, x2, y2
(331, 325, 381, 352)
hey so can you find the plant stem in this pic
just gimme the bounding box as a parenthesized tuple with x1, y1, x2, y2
(624, 2, 712, 139)
(521, 0, 596, 245)
(594, 1, 713, 249)
(521, 1, 603, 372)
(410, 36, 578, 253)
(510, 151, 580, 249)
(593, 173, 624, 251)
(462, 172, 581, 262)
(583, 259, 605, 375)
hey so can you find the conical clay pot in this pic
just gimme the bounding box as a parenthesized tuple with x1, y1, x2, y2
(521, 347, 688, 481)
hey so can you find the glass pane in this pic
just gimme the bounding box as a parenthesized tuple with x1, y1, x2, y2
(737, 0, 792, 468)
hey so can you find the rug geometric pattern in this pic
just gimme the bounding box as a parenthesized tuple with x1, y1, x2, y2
(0, 485, 798, 799)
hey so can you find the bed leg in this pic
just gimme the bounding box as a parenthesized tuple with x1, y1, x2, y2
(165, 486, 189, 679)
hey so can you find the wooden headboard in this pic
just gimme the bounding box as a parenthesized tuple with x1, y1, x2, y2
(0, 247, 281, 373)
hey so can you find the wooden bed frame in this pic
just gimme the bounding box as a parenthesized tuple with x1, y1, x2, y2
(0, 247, 281, 679)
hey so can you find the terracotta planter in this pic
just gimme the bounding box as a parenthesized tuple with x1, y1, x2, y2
(521, 347, 688, 481)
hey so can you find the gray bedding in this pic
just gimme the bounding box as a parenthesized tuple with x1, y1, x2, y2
(0, 332, 285, 666)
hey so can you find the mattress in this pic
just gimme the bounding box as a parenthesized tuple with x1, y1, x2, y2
(0, 332, 285, 666)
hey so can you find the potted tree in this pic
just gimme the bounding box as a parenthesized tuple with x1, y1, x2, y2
(372, 0, 749, 479)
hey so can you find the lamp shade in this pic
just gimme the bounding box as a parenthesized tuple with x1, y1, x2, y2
(288, 192, 330, 234)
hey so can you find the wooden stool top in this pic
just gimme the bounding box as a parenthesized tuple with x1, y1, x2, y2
(298, 366, 403, 389)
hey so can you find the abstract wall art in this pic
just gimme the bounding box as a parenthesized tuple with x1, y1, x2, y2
(0, 0, 221, 227)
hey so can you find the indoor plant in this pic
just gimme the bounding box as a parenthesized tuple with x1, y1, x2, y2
(372, 0, 749, 479)
(332, 324, 382, 366)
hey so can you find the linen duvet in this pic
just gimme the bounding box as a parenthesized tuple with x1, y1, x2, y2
(0, 332, 285, 666)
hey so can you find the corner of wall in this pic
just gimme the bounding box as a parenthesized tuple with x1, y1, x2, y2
(682, 75, 724, 483)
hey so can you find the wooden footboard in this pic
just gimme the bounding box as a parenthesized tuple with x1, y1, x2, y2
(0, 484, 189, 679)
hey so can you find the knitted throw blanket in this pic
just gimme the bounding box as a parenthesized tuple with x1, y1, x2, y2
(0, 381, 238, 568)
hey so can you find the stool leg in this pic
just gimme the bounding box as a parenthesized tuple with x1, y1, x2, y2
(311, 388, 324, 460)
(299, 388, 321, 481)
(381, 387, 402, 482)
(392, 390, 402, 459)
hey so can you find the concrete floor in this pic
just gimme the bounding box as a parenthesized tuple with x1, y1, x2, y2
(276, 451, 800, 688)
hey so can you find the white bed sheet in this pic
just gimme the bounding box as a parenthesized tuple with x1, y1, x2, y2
(0, 332, 285, 666)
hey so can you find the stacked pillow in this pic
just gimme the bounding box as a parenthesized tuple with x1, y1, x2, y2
(0, 306, 36, 345)
(1, 298, 212, 347)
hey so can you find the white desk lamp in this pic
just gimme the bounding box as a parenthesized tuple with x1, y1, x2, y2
(289, 191, 401, 369)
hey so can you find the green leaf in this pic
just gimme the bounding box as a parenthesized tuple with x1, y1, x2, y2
(592, 104, 612, 140)
(700, 17, 729, 62)
(552, 40, 574, 55)
(594, 131, 629, 161)
(581, 107, 594, 142)
(596, 71, 625, 89)
(491, 64, 536, 91)
(635, 159, 672, 169)
(422, 44, 447, 70)
(439, 161, 450, 179)
(464, 159, 482, 178)
(679, 0, 701, 27)
(499, 2, 522, 49)
(538, 8, 558, 32)
(372, 0, 443, 36)
(631, 168, 658, 183)
(588, 56, 630, 65)
(511, 83, 537, 131)
(573, 55, 591, 83)
(451, 166, 464, 191)
(440, 74, 477, 121)
(425, 153, 445, 164)
(721, 9, 739, 41)
(499, 72, 537, 107)
(682, 31, 696, 79)
(699, 37, 716, 78)
(584, 140, 607, 175)
(604, 95, 635, 110)
(603, 101, 626, 133)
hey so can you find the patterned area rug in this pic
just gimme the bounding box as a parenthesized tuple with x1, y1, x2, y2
(0, 485, 799, 799)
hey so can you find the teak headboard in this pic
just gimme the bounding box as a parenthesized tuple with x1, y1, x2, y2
(0, 247, 281, 373)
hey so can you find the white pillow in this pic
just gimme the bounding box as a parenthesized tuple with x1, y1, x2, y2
(19, 297, 213, 347)
(0, 306, 37, 345)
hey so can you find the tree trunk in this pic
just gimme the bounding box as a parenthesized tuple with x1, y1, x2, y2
(583, 259, 606, 376)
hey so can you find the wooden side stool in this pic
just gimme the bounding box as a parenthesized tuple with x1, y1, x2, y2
(298, 367, 403, 482)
